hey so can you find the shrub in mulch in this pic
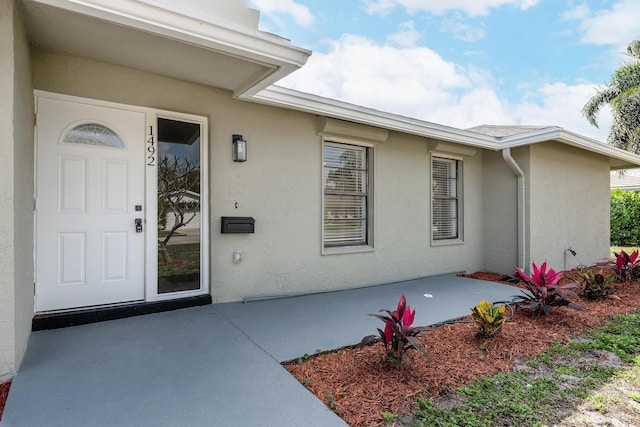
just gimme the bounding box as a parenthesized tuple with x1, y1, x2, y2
(0, 381, 11, 420)
(285, 267, 640, 427)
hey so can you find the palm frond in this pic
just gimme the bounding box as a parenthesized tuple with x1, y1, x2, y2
(582, 87, 617, 127)
(627, 37, 640, 59)
(583, 38, 640, 151)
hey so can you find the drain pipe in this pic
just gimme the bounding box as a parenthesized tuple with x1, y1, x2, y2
(502, 148, 526, 271)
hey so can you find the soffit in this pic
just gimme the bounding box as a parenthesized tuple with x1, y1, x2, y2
(21, 0, 310, 97)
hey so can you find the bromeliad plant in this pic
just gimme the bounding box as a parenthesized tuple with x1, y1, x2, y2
(579, 269, 616, 300)
(471, 300, 506, 338)
(513, 261, 581, 316)
(369, 295, 427, 367)
(613, 250, 640, 283)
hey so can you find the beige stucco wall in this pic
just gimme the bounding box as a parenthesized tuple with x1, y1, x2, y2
(0, 0, 16, 382)
(483, 142, 610, 275)
(13, 0, 34, 378)
(32, 52, 486, 302)
(484, 146, 532, 275)
(528, 142, 611, 271)
(0, 0, 34, 381)
(482, 149, 521, 274)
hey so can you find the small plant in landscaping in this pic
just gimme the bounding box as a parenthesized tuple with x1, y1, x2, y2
(513, 261, 581, 316)
(380, 411, 396, 424)
(326, 392, 339, 412)
(478, 343, 487, 360)
(369, 295, 427, 367)
(613, 250, 640, 282)
(579, 269, 616, 300)
(470, 300, 506, 338)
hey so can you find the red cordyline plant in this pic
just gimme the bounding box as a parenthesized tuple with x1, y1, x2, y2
(613, 250, 640, 282)
(369, 295, 427, 367)
(512, 261, 581, 316)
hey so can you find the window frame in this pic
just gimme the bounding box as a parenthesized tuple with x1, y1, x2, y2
(431, 154, 464, 245)
(322, 139, 374, 254)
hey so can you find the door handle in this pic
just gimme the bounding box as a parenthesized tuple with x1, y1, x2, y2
(135, 218, 143, 233)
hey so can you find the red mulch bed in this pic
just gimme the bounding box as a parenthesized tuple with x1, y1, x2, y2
(0, 381, 10, 420)
(285, 267, 640, 427)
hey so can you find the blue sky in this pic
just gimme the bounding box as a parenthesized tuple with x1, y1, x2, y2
(248, 0, 640, 141)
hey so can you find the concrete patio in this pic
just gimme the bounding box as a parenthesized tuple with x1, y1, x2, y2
(1, 275, 518, 427)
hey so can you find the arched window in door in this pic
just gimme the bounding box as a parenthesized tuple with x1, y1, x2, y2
(62, 123, 125, 148)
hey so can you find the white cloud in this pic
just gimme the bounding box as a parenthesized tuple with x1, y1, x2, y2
(248, 0, 315, 27)
(561, 3, 590, 21)
(565, 0, 640, 48)
(387, 21, 422, 47)
(440, 14, 487, 42)
(278, 35, 612, 141)
(511, 82, 611, 141)
(279, 34, 472, 118)
(361, 0, 397, 15)
(362, 0, 539, 17)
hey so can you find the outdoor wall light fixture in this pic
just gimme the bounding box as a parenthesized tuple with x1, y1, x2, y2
(232, 134, 247, 162)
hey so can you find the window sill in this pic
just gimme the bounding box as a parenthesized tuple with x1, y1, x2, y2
(431, 238, 464, 247)
(322, 245, 375, 255)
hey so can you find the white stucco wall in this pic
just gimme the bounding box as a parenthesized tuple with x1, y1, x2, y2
(528, 142, 611, 271)
(32, 52, 486, 302)
(0, 0, 34, 381)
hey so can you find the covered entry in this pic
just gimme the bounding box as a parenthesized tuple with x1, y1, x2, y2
(35, 92, 209, 313)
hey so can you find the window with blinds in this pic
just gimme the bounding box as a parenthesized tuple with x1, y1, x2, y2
(432, 157, 460, 240)
(323, 142, 369, 247)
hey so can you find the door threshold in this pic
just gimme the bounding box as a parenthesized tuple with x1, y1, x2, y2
(32, 295, 212, 331)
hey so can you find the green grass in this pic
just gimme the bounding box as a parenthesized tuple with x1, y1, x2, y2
(158, 243, 200, 277)
(572, 314, 640, 363)
(407, 313, 640, 427)
(611, 246, 640, 257)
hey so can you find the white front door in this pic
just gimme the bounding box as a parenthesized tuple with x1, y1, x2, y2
(35, 96, 146, 312)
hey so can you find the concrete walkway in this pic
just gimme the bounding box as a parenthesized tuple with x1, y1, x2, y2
(1, 275, 517, 427)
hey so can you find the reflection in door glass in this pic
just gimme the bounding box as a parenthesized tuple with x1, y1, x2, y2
(157, 118, 201, 294)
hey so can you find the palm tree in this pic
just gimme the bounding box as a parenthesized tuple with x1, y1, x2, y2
(583, 37, 640, 153)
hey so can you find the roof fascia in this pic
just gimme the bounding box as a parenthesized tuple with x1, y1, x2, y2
(501, 128, 640, 169)
(254, 87, 640, 169)
(31, 0, 311, 97)
(252, 86, 499, 149)
(499, 127, 564, 147)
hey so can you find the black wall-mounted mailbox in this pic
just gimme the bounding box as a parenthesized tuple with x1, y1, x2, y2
(221, 216, 255, 234)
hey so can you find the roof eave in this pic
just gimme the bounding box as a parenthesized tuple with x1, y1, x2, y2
(252, 86, 500, 149)
(30, 0, 311, 97)
(501, 128, 640, 170)
(253, 87, 640, 169)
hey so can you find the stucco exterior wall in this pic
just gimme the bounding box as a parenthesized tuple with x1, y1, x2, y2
(0, 0, 34, 381)
(0, 0, 17, 381)
(482, 150, 518, 274)
(32, 52, 485, 302)
(481, 147, 532, 274)
(13, 0, 34, 377)
(528, 142, 610, 271)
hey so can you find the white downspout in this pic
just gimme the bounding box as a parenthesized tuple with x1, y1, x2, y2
(502, 148, 526, 271)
